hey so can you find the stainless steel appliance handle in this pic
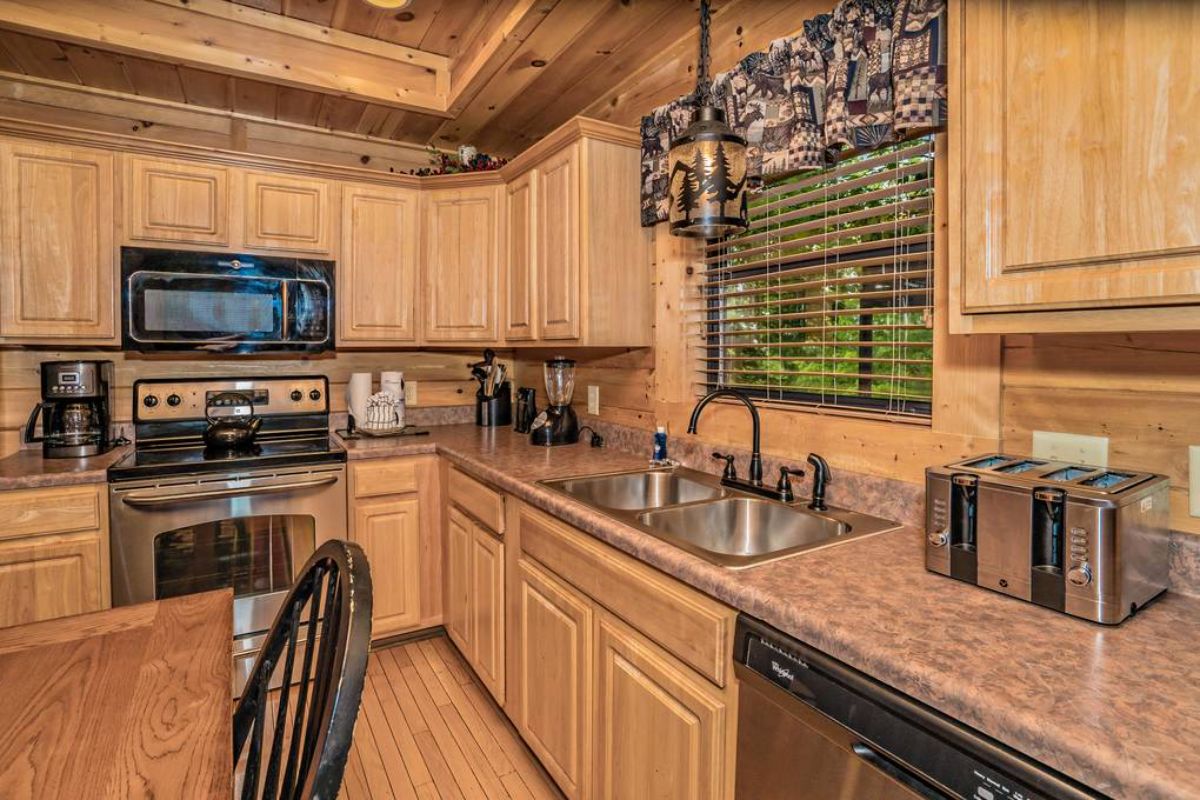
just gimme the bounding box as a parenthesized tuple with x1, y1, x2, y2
(851, 743, 948, 799)
(120, 474, 339, 507)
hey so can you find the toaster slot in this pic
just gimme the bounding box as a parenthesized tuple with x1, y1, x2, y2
(961, 455, 1015, 470)
(1079, 471, 1142, 491)
(949, 474, 979, 583)
(1041, 466, 1095, 483)
(1030, 488, 1066, 611)
(996, 459, 1045, 474)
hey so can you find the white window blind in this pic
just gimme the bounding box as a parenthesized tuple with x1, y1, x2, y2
(693, 135, 936, 420)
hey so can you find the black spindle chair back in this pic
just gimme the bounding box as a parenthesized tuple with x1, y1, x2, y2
(234, 539, 373, 800)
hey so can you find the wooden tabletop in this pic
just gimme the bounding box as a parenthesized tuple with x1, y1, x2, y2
(0, 590, 233, 799)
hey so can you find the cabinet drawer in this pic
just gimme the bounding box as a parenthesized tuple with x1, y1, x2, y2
(518, 504, 734, 687)
(448, 467, 504, 533)
(0, 485, 103, 541)
(351, 458, 419, 498)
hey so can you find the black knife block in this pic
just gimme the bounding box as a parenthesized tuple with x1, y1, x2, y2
(476, 384, 512, 427)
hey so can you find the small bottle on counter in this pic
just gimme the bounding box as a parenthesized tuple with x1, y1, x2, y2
(652, 425, 668, 462)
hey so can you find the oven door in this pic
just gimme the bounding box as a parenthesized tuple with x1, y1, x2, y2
(109, 465, 347, 688)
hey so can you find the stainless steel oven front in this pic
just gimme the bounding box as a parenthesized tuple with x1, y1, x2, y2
(109, 463, 347, 692)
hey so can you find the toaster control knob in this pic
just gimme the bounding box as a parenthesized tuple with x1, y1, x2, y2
(143, 394, 159, 408)
(290, 390, 303, 402)
(166, 394, 182, 407)
(1068, 564, 1093, 587)
(927, 529, 949, 548)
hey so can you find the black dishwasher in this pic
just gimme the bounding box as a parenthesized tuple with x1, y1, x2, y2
(734, 615, 1107, 800)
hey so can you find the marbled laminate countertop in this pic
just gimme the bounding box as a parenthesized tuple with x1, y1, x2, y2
(342, 425, 1200, 800)
(4, 425, 1195, 797)
(0, 444, 132, 490)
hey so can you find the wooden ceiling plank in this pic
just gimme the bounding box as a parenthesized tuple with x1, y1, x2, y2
(0, 39, 22, 74)
(331, 0, 385, 38)
(0, 0, 451, 114)
(316, 94, 369, 132)
(233, 78, 279, 119)
(0, 31, 81, 85)
(230, 0, 283, 13)
(472, 0, 680, 153)
(435, 0, 608, 145)
(354, 103, 393, 137)
(444, 0, 558, 116)
(178, 66, 232, 109)
(276, 86, 325, 127)
(59, 44, 135, 94)
(372, 0, 444, 51)
(421, 0, 501, 59)
(122, 54, 186, 102)
(282, 0, 337, 28)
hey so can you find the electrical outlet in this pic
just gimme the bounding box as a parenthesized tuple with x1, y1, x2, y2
(1190, 446, 1200, 517)
(587, 385, 600, 415)
(1031, 431, 1108, 467)
(406, 380, 418, 405)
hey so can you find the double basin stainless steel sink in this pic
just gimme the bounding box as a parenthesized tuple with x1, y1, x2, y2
(539, 466, 900, 569)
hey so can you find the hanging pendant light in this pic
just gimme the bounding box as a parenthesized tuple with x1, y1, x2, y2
(668, 0, 748, 238)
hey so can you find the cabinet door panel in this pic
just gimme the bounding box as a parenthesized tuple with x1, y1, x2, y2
(505, 171, 536, 340)
(0, 531, 107, 628)
(537, 146, 580, 340)
(958, 0, 1200, 312)
(422, 186, 501, 342)
(0, 142, 115, 341)
(594, 613, 727, 800)
(125, 156, 230, 245)
(514, 557, 591, 800)
(243, 171, 334, 254)
(353, 497, 421, 638)
(470, 525, 505, 704)
(445, 507, 473, 653)
(340, 184, 419, 343)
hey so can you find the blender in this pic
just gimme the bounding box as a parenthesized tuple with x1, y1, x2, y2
(530, 357, 580, 446)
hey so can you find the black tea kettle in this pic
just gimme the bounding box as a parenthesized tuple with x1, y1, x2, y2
(204, 391, 262, 449)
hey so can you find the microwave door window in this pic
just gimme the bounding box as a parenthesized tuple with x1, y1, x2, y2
(128, 272, 285, 343)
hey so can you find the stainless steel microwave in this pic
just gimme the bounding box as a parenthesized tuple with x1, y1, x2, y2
(121, 247, 334, 354)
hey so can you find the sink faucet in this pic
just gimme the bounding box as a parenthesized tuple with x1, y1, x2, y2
(688, 389, 763, 485)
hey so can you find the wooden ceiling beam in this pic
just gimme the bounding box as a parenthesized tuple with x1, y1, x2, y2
(445, 0, 558, 115)
(0, 0, 453, 115)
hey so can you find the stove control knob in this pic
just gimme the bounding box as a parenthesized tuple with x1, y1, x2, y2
(166, 394, 182, 407)
(309, 389, 322, 402)
(290, 390, 303, 402)
(1067, 564, 1093, 587)
(143, 394, 159, 408)
(926, 529, 949, 548)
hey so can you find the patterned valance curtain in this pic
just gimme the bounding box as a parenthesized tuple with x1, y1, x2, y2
(639, 0, 946, 226)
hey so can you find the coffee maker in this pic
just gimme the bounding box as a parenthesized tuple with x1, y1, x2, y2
(24, 360, 114, 458)
(530, 357, 580, 446)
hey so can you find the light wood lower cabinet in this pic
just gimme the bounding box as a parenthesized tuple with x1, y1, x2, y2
(445, 502, 506, 704)
(513, 556, 593, 800)
(594, 612, 728, 800)
(0, 484, 109, 628)
(349, 456, 440, 640)
(0, 140, 116, 343)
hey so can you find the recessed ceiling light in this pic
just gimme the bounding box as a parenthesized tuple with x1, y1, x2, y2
(363, 0, 412, 9)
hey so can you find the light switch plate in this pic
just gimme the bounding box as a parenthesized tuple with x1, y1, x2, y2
(1031, 431, 1108, 467)
(587, 385, 600, 415)
(406, 380, 418, 405)
(1190, 446, 1200, 517)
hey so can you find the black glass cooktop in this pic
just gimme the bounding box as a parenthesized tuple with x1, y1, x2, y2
(108, 434, 345, 481)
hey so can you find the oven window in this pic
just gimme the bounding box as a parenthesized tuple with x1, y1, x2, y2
(153, 514, 315, 600)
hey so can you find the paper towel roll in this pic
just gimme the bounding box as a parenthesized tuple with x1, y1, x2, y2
(347, 372, 372, 425)
(380, 371, 404, 401)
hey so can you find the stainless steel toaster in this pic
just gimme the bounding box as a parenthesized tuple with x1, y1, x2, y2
(925, 454, 1170, 624)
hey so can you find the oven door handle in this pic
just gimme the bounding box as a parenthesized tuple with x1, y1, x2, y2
(119, 474, 339, 507)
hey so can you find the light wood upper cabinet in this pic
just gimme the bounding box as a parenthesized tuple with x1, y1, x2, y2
(352, 496, 421, 637)
(339, 184, 420, 344)
(593, 612, 728, 800)
(243, 171, 335, 255)
(124, 155, 230, 246)
(0, 485, 109, 629)
(952, 0, 1200, 331)
(513, 557, 592, 800)
(0, 141, 116, 343)
(537, 144, 581, 340)
(422, 184, 503, 342)
(504, 170, 537, 340)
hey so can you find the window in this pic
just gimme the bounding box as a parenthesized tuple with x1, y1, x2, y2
(696, 135, 935, 420)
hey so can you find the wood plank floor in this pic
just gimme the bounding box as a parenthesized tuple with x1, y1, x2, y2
(339, 635, 562, 800)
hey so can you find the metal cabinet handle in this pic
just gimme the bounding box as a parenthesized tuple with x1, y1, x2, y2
(851, 742, 949, 799)
(120, 475, 338, 507)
